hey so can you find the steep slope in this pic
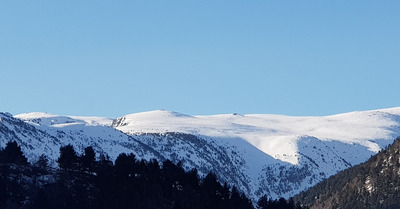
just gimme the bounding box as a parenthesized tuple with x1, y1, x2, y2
(1, 112, 161, 162)
(3, 112, 261, 196)
(1, 107, 399, 200)
(113, 108, 400, 165)
(112, 108, 400, 198)
(294, 137, 400, 209)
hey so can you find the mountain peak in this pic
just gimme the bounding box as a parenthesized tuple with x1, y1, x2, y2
(3, 107, 400, 200)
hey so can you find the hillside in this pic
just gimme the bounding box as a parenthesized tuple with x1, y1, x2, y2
(0, 107, 399, 199)
(294, 137, 400, 209)
(0, 141, 255, 209)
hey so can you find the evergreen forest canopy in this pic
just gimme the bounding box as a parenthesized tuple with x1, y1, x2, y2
(294, 137, 400, 209)
(0, 141, 306, 209)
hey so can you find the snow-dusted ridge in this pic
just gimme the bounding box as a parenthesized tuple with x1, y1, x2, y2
(17, 112, 113, 127)
(113, 108, 400, 165)
(1, 107, 400, 199)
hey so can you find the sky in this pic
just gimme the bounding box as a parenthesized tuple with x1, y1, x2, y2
(1, 1, 399, 118)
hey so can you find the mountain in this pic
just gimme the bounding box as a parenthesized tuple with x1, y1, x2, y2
(1, 107, 400, 200)
(110, 108, 400, 198)
(0, 112, 161, 162)
(293, 137, 400, 209)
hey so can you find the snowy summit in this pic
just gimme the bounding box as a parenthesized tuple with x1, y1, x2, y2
(2, 107, 400, 199)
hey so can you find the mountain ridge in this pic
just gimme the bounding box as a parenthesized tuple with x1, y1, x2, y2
(112, 107, 400, 164)
(1, 107, 399, 199)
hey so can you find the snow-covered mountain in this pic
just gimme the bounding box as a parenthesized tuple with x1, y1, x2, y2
(1, 107, 400, 199)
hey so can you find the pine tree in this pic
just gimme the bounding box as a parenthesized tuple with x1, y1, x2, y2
(57, 144, 78, 170)
(257, 195, 270, 209)
(81, 146, 96, 172)
(0, 141, 28, 165)
(34, 154, 49, 174)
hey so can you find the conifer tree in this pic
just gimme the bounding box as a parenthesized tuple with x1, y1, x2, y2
(0, 141, 28, 165)
(57, 144, 78, 170)
(81, 146, 96, 172)
(34, 154, 49, 174)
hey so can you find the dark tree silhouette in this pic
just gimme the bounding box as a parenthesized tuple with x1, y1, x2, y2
(1, 142, 260, 209)
(57, 144, 78, 170)
(81, 146, 96, 172)
(34, 154, 49, 174)
(0, 141, 28, 165)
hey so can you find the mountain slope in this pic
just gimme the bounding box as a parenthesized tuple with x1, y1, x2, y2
(0, 112, 161, 163)
(113, 108, 400, 165)
(293, 137, 400, 209)
(111, 108, 400, 197)
(0, 107, 399, 199)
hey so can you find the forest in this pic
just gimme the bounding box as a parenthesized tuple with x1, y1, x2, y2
(0, 141, 306, 209)
(294, 137, 400, 209)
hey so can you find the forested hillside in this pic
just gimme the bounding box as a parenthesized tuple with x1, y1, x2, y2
(294, 137, 400, 209)
(0, 141, 307, 209)
(0, 141, 254, 209)
(5, 107, 400, 200)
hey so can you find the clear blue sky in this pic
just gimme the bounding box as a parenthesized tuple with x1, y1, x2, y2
(1, 1, 399, 118)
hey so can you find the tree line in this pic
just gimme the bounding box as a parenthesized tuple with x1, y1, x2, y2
(293, 137, 400, 209)
(0, 141, 307, 209)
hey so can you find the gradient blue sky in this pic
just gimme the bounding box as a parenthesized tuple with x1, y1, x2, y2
(1, 1, 399, 118)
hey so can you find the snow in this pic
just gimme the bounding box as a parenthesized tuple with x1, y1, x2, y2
(16, 112, 113, 127)
(114, 108, 400, 165)
(7, 107, 400, 199)
(12, 112, 152, 162)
